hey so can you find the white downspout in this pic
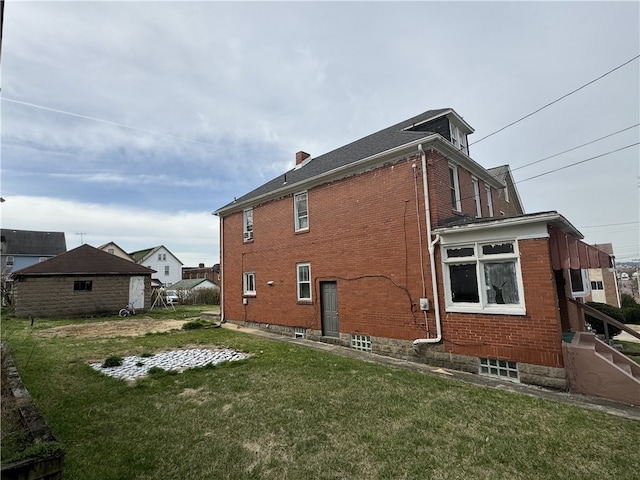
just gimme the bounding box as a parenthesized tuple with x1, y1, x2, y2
(218, 214, 224, 323)
(413, 144, 442, 350)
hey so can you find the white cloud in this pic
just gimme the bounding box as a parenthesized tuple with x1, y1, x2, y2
(0, 196, 219, 267)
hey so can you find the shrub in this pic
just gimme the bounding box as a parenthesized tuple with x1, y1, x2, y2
(101, 356, 123, 368)
(181, 319, 214, 330)
(620, 293, 637, 309)
(585, 302, 624, 337)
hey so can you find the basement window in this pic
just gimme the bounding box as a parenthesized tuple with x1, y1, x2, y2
(479, 358, 519, 381)
(74, 280, 93, 291)
(351, 334, 372, 352)
(294, 327, 305, 339)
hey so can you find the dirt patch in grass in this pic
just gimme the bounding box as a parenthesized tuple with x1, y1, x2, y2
(37, 317, 192, 339)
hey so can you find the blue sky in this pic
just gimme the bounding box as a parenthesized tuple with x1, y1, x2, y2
(1, 1, 639, 265)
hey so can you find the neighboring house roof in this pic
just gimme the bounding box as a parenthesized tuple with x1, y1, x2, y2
(1, 228, 67, 256)
(487, 165, 525, 214)
(215, 108, 503, 215)
(98, 241, 136, 261)
(592, 243, 614, 256)
(129, 245, 184, 265)
(170, 278, 218, 290)
(12, 244, 155, 276)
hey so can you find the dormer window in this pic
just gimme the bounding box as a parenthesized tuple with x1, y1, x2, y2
(450, 123, 468, 155)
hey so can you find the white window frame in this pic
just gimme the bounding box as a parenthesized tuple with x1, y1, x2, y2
(450, 123, 468, 155)
(485, 185, 494, 217)
(243, 208, 253, 242)
(243, 271, 256, 296)
(570, 269, 590, 298)
(6, 255, 14, 266)
(449, 164, 461, 212)
(442, 240, 526, 315)
(472, 177, 482, 218)
(296, 263, 312, 302)
(294, 191, 309, 232)
(164, 266, 170, 276)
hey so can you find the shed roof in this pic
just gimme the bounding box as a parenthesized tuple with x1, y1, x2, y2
(1, 228, 67, 256)
(12, 244, 155, 276)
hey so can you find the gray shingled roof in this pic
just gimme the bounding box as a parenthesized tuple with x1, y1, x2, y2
(170, 278, 218, 290)
(217, 108, 452, 211)
(1, 229, 67, 256)
(12, 244, 155, 276)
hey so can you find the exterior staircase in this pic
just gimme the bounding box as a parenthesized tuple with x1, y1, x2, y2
(562, 331, 640, 405)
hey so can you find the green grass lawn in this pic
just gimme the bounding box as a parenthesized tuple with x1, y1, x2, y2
(2, 309, 639, 480)
(616, 339, 640, 364)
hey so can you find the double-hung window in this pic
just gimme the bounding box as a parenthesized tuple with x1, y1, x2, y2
(243, 272, 256, 296)
(449, 164, 461, 212)
(485, 185, 494, 217)
(243, 208, 253, 242)
(294, 192, 308, 231)
(165, 266, 170, 276)
(472, 177, 482, 218)
(443, 241, 525, 315)
(297, 263, 311, 301)
(450, 123, 468, 155)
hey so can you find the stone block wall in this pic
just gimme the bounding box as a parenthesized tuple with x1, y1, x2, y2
(14, 275, 151, 318)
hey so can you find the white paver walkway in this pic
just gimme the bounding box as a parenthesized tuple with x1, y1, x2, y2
(91, 349, 246, 380)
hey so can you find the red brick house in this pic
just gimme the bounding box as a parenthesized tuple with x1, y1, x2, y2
(215, 108, 639, 401)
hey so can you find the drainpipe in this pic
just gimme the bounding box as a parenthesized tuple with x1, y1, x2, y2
(413, 144, 442, 351)
(218, 214, 224, 324)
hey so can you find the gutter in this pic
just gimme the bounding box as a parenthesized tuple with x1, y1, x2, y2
(413, 144, 442, 350)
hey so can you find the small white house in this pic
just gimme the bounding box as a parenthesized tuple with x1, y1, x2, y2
(130, 246, 183, 287)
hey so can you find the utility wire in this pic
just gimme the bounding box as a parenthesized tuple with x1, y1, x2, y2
(511, 123, 640, 172)
(578, 221, 640, 229)
(2, 97, 216, 147)
(469, 54, 640, 146)
(515, 142, 639, 184)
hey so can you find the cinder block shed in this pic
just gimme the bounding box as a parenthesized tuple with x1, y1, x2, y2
(12, 244, 155, 318)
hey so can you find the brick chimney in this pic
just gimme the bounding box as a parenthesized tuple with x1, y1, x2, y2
(296, 151, 310, 165)
(199, 263, 205, 268)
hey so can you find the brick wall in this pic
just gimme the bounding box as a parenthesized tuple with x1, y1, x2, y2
(14, 275, 151, 318)
(221, 153, 563, 369)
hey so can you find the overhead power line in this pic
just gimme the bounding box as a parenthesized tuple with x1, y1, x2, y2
(515, 142, 639, 184)
(578, 221, 640, 229)
(511, 123, 640, 172)
(470, 54, 640, 146)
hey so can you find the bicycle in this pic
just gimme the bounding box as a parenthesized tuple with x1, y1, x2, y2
(118, 302, 137, 317)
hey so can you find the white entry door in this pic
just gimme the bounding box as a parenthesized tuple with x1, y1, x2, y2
(129, 276, 145, 308)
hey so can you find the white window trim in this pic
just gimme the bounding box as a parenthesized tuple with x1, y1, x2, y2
(570, 269, 590, 298)
(442, 241, 526, 315)
(243, 208, 253, 242)
(485, 185, 494, 217)
(450, 123, 468, 155)
(472, 177, 482, 218)
(449, 163, 461, 212)
(294, 191, 309, 232)
(296, 263, 312, 302)
(243, 271, 256, 296)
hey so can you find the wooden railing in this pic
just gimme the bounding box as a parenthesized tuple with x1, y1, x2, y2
(567, 298, 640, 344)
